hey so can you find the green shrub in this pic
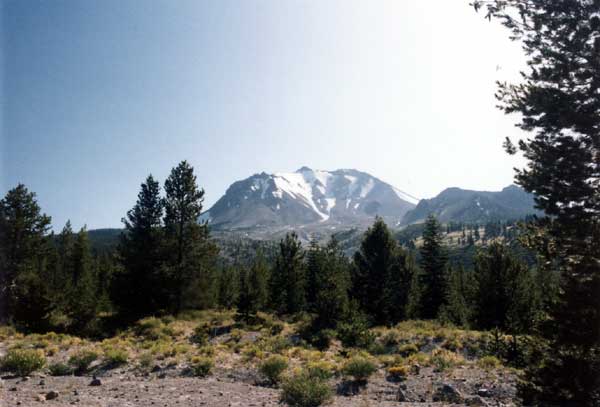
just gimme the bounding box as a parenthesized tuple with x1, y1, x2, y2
(397, 343, 419, 357)
(430, 348, 464, 372)
(104, 348, 128, 367)
(135, 317, 173, 340)
(477, 355, 501, 370)
(387, 365, 409, 381)
(68, 350, 98, 374)
(259, 355, 288, 384)
(337, 321, 375, 349)
(190, 356, 213, 377)
(190, 324, 209, 346)
(0, 349, 46, 376)
(281, 371, 333, 407)
(48, 362, 73, 376)
(342, 356, 377, 382)
(305, 361, 335, 380)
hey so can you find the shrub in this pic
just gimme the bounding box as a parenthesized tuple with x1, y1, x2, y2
(281, 371, 333, 407)
(337, 321, 375, 349)
(190, 356, 213, 377)
(342, 356, 377, 382)
(397, 343, 419, 357)
(190, 324, 209, 346)
(259, 355, 288, 384)
(477, 355, 501, 370)
(138, 352, 154, 370)
(430, 349, 464, 372)
(442, 337, 463, 352)
(381, 330, 400, 346)
(305, 361, 335, 380)
(68, 350, 98, 374)
(387, 365, 409, 381)
(0, 349, 46, 376)
(104, 348, 128, 367)
(135, 317, 173, 340)
(48, 362, 73, 376)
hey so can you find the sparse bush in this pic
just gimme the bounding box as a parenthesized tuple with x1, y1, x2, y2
(104, 347, 129, 367)
(477, 355, 501, 370)
(442, 337, 463, 352)
(48, 362, 73, 376)
(381, 330, 400, 346)
(397, 343, 419, 357)
(387, 365, 409, 381)
(305, 360, 335, 380)
(281, 371, 333, 407)
(189, 356, 213, 377)
(0, 349, 46, 376)
(342, 356, 377, 382)
(259, 355, 288, 384)
(68, 350, 98, 374)
(138, 352, 154, 370)
(337, 320, 375, 349)
(135, 317, 173, 340)
(430, 348, 464, 372)
(190, 324, 209, 346)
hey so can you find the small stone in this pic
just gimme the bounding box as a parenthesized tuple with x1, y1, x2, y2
(466, 395, 488, 406)
(396, 388, 407, 401)
(36, 394, 46, 402)
(45, 390, 59, 400)
(10, 386, 17, 391)
(39, 380, 45, 386)
(89, 377, 102, 386)
(478, 388, 491, 398)
(411, 364, 420, 375)
(151, 365, 162, 373)
(21, 376, 30, 382)
(433, 384, 464, 403)
(158, 373, 167, 379)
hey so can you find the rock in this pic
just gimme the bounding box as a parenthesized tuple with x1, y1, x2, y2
(478, 388, 492, 398)
(36, 394, 46, 402)
(45, 390, 59, 400)
(10, 386, 17, 391)
(158, 373, 167, 379)
(466, 395, 489, 406)
(89, 377, 102, 386)
(396, 388, 407, 401)
(151, 365, 162, 373)
(410, 364, 420, 375)
(39, 379, 45, 386)
(433, 384, 464, 403)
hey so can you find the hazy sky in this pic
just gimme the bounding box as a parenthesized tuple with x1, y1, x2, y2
(1, 0, 528, 229)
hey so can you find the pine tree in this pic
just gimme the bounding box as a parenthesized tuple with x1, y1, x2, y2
(163, 161, 218, 313)
(352, 217, 410, 325)
(67, 228, 98, 331)
(419, 214, 448, 319)
(237, 250, 269, 320)
(475, 1, 600, 403)
(440, 264, 473, 327)
(217, 265, 239, 309)
(305, 238, 323, 311)
(473, 243, 538, 334)
(0, 184, 52, 328)
(312, 237, 351, 329)
(114, 175, 167, 320)
(270, 232, 305, 315)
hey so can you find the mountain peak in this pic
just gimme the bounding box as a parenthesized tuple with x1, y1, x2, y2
(202, 168, 417, 230)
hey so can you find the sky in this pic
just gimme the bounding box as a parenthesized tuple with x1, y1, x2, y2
(1, 0, 528, 230)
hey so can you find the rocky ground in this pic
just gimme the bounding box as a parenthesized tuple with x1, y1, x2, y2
(0, 363, 517, 406)
(0, 315, 520, 406)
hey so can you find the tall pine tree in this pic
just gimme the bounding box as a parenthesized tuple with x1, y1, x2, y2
(419, 215, 448, 319)
(270, 232, 305, 315)
(475, 1, 600, 404)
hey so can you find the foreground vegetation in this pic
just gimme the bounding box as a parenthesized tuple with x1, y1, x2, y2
(1, 312, 522, 405)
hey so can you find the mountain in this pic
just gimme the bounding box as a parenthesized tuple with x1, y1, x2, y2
(201, 167, 418, 230)
(401, 185, 540, 225)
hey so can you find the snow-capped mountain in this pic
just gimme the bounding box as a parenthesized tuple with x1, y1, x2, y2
(201, 167, 418, 230)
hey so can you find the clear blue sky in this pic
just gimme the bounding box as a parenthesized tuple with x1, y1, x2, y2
(1, 0, 527, 229)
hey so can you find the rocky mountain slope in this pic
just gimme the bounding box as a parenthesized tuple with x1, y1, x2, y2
(401, 185, 540, 225)
(201, 167, 418, 230)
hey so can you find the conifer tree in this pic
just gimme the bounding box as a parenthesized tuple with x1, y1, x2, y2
(440, 264, 473, 327)
(163, 161, 218, 313)
(0, 184, 52, 327)
(217, 265, 239, 309)
(270, 232, 305, 315)
(419, 214, 448, 319)
(476, 1, 600, 403)
(114, 175, 166, 320)
(473, 242, 538, 334)
(67, 228, 98, 331)
(312, 237, 351, 329)
(353, 217, 410, 325)
(237, 251, 269, 319)
(305, 238, 323, 311)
